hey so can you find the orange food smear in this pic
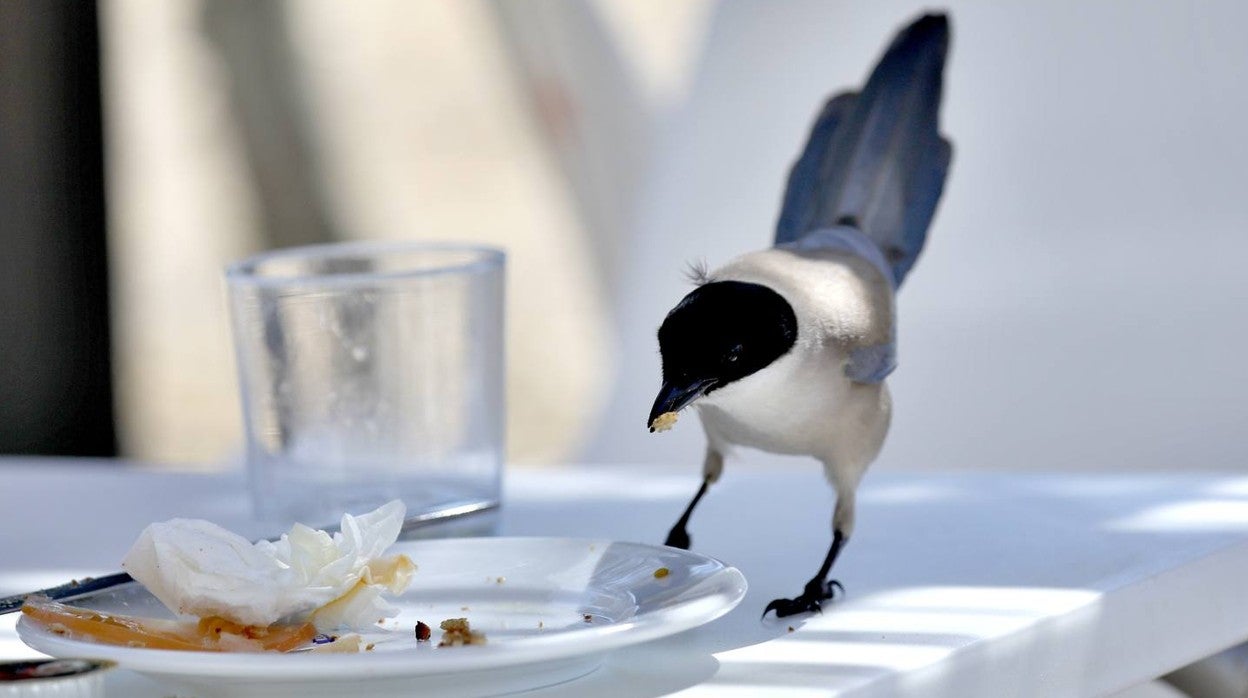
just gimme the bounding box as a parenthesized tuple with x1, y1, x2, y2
(22, 596, 316, 653)
(196, 615, 316, 653)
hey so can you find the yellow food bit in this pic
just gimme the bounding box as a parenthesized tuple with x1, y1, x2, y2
(438, 618, 487, 647)
(650, 412, 679, 433)
(653, 567, 670, 579)
(308, 634, 363, 654)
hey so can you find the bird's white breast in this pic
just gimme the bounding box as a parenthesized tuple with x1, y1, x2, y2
(697, 342, 850, 455)
(695, 246, 894, 471)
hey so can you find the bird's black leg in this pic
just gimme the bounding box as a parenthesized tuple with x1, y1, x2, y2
(764, 529, 847, 618)
(664, 477, 710, 550)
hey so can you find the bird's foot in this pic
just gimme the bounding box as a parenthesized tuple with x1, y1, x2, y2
(664, 526, 691, 550)
(763, 578, 844, 618)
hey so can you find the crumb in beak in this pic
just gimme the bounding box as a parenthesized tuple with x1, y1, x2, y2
(650, 411, 679, 433)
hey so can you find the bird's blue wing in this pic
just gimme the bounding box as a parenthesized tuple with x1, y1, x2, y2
(773, 14, 952, 289)
(894, 136, 952, 284)
(774, 93, 858, 247)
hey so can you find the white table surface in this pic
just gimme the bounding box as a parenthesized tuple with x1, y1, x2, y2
(3, 458, 1248, 697)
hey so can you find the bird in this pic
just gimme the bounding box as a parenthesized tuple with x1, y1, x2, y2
(647, 13, 953, 618)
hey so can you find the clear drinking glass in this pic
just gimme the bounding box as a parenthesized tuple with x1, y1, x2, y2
(225, 242, 505, 529)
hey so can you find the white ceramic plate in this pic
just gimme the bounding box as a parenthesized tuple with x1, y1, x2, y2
(18, 538, 746, 698)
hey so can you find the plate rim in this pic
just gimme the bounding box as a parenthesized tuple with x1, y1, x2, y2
(17, 537, 747, 680)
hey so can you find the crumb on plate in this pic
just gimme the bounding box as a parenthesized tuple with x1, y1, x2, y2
(653, 567, 670, 579)
(438, 618, 487, 647)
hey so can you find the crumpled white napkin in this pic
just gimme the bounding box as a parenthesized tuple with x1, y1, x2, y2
(122, 500, 415, 630)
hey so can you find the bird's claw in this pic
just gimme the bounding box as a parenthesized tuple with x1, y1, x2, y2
(664, 527, 691, 550)
(763, 578, 844, 618)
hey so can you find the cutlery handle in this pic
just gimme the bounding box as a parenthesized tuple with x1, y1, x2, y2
(0, 572, 134, 615)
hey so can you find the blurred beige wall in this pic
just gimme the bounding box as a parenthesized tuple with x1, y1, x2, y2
(99, 0, 710, 468)
(101, 0, 258, 466)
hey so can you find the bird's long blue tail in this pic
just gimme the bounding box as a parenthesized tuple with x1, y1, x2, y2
(774, 13, 952, 288)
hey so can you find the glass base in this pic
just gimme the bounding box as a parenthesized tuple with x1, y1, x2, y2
(251, 474, 499, 538)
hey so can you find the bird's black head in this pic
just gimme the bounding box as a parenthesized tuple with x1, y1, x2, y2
(649, 281, 798, 430)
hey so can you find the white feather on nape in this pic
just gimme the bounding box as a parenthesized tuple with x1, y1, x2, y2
(684, 259, 713, 286)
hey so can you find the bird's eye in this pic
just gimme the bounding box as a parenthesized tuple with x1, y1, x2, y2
(727, 344, 742, 363)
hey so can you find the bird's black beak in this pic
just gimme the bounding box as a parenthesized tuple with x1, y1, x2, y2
(648, 378, 716, 431)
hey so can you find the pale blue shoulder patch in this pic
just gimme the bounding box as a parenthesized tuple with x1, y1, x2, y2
(846, 341, 897, 383)
(780, 225, 897, 288)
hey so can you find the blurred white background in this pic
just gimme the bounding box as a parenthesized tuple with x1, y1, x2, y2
(585, 0, 1248, 473)
(101, 0, 712, 465)
(98, 0, 1247, 476)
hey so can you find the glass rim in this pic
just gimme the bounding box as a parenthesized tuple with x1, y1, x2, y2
(225, 240, 505, 288)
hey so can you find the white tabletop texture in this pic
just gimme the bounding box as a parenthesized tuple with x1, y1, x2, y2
(2, 459, 1247, 697)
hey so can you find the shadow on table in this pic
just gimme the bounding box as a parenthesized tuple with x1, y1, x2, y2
(530, 651, 721, 698)
(507, 468, 1248, 694)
